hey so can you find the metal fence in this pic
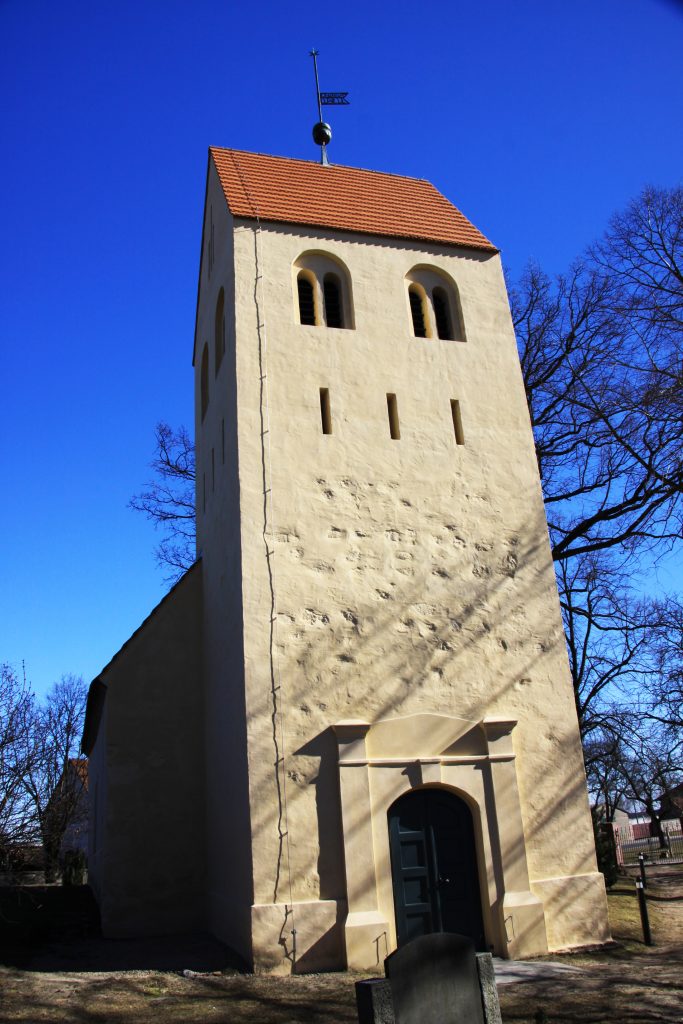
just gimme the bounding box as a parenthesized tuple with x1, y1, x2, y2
(613, 829, 683, 866)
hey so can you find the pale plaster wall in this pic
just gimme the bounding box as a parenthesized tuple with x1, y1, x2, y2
(194, 162, 254, 960)
(218, 215, 607, 968)
(92, 564, 205, 936)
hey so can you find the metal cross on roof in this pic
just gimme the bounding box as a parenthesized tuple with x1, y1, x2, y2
(309, 49, 349, 165)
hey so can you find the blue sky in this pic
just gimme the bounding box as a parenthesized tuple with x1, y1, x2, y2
(1, 0, 682, 696)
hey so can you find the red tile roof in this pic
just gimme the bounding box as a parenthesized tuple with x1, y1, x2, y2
(69, 758, 89, 787)
(210, 148, 496, 252)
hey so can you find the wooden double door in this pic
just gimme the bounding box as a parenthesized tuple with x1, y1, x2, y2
(388, 788, 485, 949)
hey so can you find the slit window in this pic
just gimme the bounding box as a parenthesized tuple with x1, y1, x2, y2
(323, 274, 343, 328)
(320, 388, 332, 435)
(409, 287, 428, 337)
(221, 419, 225, 464)
(433, 287, 452, 340)
(211, 448, 215, 491)
(387, 393, 401, 440)
(200, 344, 209, 421)
(451, 399, 465, 445)
(297, 273, 316, 325)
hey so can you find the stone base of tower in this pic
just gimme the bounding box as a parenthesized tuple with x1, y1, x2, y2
(251, 900, 347, 974)
(246, 713, 611, 974)
(247, 884, 611, 973)
(497, 891, 548, 959)
(343, 910, 392, 971)
(531, 872, 611, 951)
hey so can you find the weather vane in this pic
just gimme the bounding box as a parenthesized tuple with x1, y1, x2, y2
(309, 49, 349, 166)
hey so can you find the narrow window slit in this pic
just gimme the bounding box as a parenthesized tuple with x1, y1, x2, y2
(323, 274, 343, 328)
(433, 287, 452, 340)
(221, 419, 225, 464)
(451, 400, 465, 445)
(211, 448, 215, 491)
(320, 388, 332, 435)
(387, 393, 401, 440)
(409, 288, 427, 337)
(298, 274, 316, 325)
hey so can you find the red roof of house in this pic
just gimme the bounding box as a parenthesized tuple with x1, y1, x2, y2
(69, 758, 88, 788)
(210, 148, 496, 252)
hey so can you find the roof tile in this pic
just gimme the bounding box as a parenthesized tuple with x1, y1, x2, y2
(210, 148, 496, 252)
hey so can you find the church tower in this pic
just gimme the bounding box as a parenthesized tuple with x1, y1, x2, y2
(192, 148, 611, 971)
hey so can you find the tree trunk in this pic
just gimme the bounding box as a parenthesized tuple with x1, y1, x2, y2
(645, 798, 668, 853)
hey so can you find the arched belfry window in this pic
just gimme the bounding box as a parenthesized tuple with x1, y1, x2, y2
(200, 343, 209, 421)
(293, 252, 354, 329)
(409, 286, 429, 338)
(215, 288, 225, 375)
(297, 272, 317, 325)
(323, 274, 343, 328)
(406, 267, 465, 342)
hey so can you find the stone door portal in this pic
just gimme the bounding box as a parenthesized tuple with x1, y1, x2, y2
(388, 788, 485, 949)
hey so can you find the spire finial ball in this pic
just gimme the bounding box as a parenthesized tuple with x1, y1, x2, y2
(312, 121, 332, 147)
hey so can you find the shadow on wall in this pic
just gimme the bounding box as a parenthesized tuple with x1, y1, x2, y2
(296, 728, 347, 902)
(222, 231, 605, 964)
(248, 498, 604, 959)
(291, 900, 348, 975)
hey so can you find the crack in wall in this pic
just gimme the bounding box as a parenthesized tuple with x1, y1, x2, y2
(249, 226, 295, 954)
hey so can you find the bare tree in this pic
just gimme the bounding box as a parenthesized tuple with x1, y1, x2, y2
(592, 185, 683, 348)
(129, 422, 196, 583)
(640, 597, 683, 731)
(511, 188, 683, 846)
(584, 729, 629, 824)
(510, 185, 683, 563)
(0, 664, 38, 865)
(608, 716, 683, 851)
(557, 554, 662, 741)
(18, 675, 88, 880)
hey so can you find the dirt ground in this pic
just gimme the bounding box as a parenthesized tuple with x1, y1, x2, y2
(1, 865, 682, 1024)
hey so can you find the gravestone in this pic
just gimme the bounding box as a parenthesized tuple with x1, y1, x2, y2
(355, 977, 396, 1024)
(355, 935, 502, 1024)
(386, 933, 485, 1024)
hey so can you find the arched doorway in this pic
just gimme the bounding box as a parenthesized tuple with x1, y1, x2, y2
(388, 788, 485, 949)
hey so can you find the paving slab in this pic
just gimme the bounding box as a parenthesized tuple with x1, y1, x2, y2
(493, 958, 583, 985)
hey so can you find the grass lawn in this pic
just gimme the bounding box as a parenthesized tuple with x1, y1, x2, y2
(499, 864, 683, 1023)
(0, 865, 682, 1023)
